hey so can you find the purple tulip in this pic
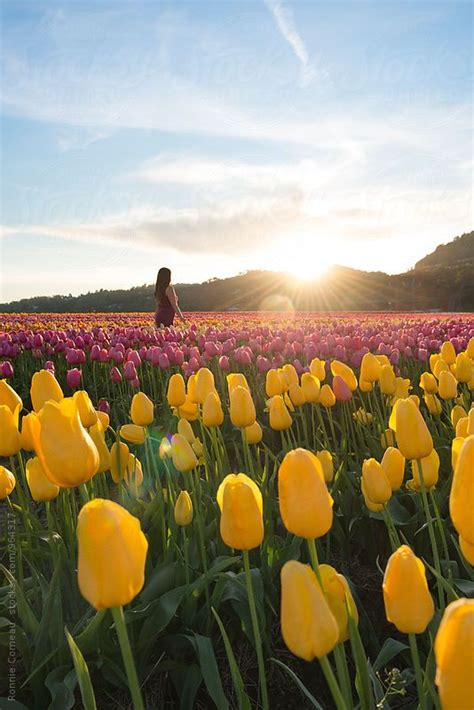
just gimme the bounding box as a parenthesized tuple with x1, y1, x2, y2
(66, 368, 82, 389)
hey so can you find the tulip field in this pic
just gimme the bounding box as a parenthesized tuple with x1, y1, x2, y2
(0, 310, 473, 710)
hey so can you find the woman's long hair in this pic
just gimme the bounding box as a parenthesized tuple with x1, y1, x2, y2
(155, 267, 171, 301)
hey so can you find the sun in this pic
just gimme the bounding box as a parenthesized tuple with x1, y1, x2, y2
(270, 234, 333, 281)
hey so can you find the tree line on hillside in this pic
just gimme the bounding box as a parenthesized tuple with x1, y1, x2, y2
(2, 262, 473, 313)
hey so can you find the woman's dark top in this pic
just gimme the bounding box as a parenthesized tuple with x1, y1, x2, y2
(155, 289, 175, 327)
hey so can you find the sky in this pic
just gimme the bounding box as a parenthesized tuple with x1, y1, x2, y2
(0, 0, 472, 301)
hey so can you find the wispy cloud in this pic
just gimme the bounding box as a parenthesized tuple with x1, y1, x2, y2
(264, 0, 315, 86)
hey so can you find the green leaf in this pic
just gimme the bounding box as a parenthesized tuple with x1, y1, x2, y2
(0, 564, 39, 637)
(171, 664, 202, 710)
(65, 626, 97, 710)
(270, 658, 324, 709)
(139, 561, 178, 603)
(187, 634, 229, 710)
(373, 637, 409, 672)
(453, 578, 474, 596)
(212, 608, 251, 710)
(0, 701, 30, 710)
(45, 666, 77, 710)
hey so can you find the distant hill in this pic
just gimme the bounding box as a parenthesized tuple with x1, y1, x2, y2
(415, 231, 473, 270)
(2, 232, 473, 313)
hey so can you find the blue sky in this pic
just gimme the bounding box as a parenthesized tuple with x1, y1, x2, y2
(0, 0, 472, 301)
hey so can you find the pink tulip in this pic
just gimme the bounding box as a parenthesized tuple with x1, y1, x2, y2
(66, 368, 82, 390)
(110, 366, 123, 383)
(333, 374, 352, 401)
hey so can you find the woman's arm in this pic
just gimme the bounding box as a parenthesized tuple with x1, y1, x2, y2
(166, 286, 185, 321)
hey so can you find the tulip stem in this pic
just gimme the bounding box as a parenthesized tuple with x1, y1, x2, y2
(307, 537, 323, 587)
(111, 606, 144, 710)
(333, 644, 353, 707)
(319, 655, 349, 710)
(408, 633, 426, 710)
(415, 459, 444, 609)
(243, 550, 268, 710)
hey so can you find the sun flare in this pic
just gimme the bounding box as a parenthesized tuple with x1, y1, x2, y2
(270, 234, 333, 281)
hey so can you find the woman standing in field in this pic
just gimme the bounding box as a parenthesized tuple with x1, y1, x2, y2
(154, 267, 185, 328)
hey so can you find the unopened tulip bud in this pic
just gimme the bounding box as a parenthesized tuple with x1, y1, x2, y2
(174, 490, 193, 526)
(383, 545, 434, 634)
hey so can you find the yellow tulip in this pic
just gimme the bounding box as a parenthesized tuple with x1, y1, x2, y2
(434, 359, 449, 379)
(171, 433, 198, 472)
(395, 398, 433, 460)
(424, 393, 442, 416)
(362, 458, 391, 504)
(280, 560, 339, 660)
(110, 441, 130, 483)
(408, 449, 440, 491)
(435, 598, 474, 710)
(451, 404, 467, 430)
(300, 373, 320, 403)
(77, 498, 148, 610)
(383, 545, 434, 633)
(380, 428, 396, 449)
(192, 437, 204, 458)
(0, 379, 22, 413)
(30, 369, 63, 412)
(284, 392, 295, 412)
(269, 395, 293, 430)
(202, 391, 224, 427)
(381, 447, 405, 491)
(120, 424, 145, 445)
(174, 490, 193, 526)
(429, 353, 440, 373)
(167, 373, 186, 407)
(438, 371, 458, 400)
(245, 420, 263, 445)
(310, 357, 326, 381)
(440, 340, 456, 365)
(31, 398, 99, 488)
(195, 368, 215, 404)
(130, 392, 154, 426)
(226, 373, 250, 395)
(379, 365, 396, 395)
(361, 479, 384, 512)
(316, 450, 334, 483)
(330, 361, 358, 391)
(391, 377, 411, 404)
(217, 473, 263, 550)
(455, 353, 472, 383)
(89, 421, 110, 474)
(467, 408, 474, 435)
(459, 536, 474, 565)
(467, 338, 474, 359)
(288, 383, 305, 407)
(319, 564, 359, 643)
(19, 412, 37, 452)
(177, 418, 196, 443)
(177, 395, 199, 421)
(124, 454, 143, 495)
(26, 457, 59, 501)
(360, 352, 382, 383)
(266, 369, 286, 397)
(353, 408, 373, 425)
(319, 384, 336, 408)
(281, 363, 299, 388)
(455, 417, 468, 438)
(278, 448, 333, 539)
(359, 378, 373, 393)
(0, 404, 21, 457)
(158, 437, 172, 459)
(451, 436, 464, 472)
(420, 372, 438, 394)
(96, 410, 110, 430)
(449, 435, 474, 545)
(230, 386, 256, 428)
(0, 466, 15, 499)
(187, 373, 198, 402)
(73, 390, 98, 428)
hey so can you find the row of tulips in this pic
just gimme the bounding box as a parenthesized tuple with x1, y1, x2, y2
(0, 316, 473, 709)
